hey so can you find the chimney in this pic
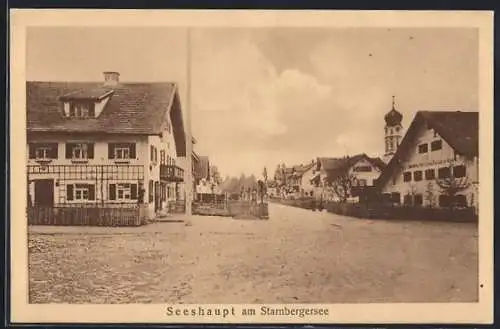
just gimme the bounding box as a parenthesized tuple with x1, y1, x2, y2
(103, 71, 120, 86)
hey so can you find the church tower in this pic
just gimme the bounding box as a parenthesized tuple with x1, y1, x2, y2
(382, 96, 403, 163)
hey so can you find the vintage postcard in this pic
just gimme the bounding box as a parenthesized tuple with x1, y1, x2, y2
(9, 9, 494, 324)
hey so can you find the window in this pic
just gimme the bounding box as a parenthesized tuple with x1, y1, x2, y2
(438, 167, 451, 179)
(418, 143, 428, 154)
(116, 147, 129, 159)
(357, 179, 367, 187)
(29, 143, 58, 160)
(69, 102, 95, 118)
(414, 194, 423, 206)
(413, 170, 423, 182)
(108, 143, 136, 160)
(455, 195, 467, 207)
(439, 194, 450, 207)
(66, 183, 95, 202)
(403, 172, 412, 182)
(148, 180, 154, 203)
(36, 147, 50, 159)
(391, 192, 400, 203)
(160, 150, 165, 165)
(66, 143, 94, 160)
(403, 194, 412, 206)
(150, 145, 154, 162)
(425, 169, 436, 180)
(431, 140, 443, 151)
(108, 183, 138, 201)
(453, 165, 466, 178)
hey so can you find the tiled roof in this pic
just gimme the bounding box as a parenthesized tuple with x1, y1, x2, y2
(376, 110, 479, 189)
(58, 86, 114, 101)
(283, 163, 315, 178)
(27, 81, 186, 156)
(419, 111, 478, 156)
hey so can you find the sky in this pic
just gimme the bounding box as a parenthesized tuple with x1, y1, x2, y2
(26, 27, 478, 178)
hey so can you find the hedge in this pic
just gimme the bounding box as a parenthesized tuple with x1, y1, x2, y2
(271, 198, 477, 222)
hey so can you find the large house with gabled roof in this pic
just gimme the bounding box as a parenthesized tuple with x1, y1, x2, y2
(376, 110, 479, 210)
(27, 71, 188, 220)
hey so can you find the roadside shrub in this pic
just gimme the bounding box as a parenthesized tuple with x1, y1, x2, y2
(323, 202, 477, 222)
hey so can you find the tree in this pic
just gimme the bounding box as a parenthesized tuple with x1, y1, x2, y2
(257, 179, 266, 204)
(435, 164, 470, 209)
(424, 182, 435, 208)
(404, 184, 417, 206)
(330, 170, 356, 203)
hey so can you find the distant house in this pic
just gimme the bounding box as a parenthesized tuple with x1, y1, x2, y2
(26, 71, 187, 220)
(311, 154, 386, 201)
(280, 163, 316, 196)
(376, 111, 479, 211)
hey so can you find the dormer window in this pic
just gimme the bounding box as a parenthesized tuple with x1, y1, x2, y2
(59, 86, 113, 119)
(69, 102, 95, 118)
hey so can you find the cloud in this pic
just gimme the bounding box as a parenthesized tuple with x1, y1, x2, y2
(189, 28, 478, 177)
(192, 31, 344, 176)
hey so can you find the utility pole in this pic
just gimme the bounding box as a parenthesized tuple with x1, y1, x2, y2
(184, 27, 194, 224)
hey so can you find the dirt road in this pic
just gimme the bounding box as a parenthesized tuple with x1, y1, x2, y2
(28, 203, 478, 303)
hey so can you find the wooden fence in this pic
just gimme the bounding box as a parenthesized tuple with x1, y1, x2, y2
(168, 200, 186, 214)
(192, 200, 269, 219)
(27, 205, 144, 226)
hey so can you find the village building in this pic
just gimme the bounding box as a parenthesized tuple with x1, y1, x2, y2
(311, 154, 386, 202)
(274, 163, 315, 198)
(376, 111, 479, 211)
(27, 72, 187, 220)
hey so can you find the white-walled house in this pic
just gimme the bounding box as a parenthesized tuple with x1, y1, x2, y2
(311, 154, 385, 201)
(376, 111, 479, 211)
(26, 72, 188, 220)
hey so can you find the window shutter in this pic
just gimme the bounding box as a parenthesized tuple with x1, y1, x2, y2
(150, 145, 154, 161)
(87, 143, 94, 159)
(66, 184, 74, 201)
(65, 143, 73, 159)
(131, 184, 138, 200)
(108, 143, 115, 159)
(49, 143, 58, 159)
(109, 184, 116, 200)
(130, 143, 136, 159)
(88, 184, 95, 200)
(28, 144, 36, 159)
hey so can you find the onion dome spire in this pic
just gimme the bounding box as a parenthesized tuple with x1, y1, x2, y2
(384, 95, 403, 126)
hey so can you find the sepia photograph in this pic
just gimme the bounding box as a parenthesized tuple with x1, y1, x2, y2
(10, 9, 494, 324)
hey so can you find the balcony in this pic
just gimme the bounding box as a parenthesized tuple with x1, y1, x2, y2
(160, 164, 184, 182)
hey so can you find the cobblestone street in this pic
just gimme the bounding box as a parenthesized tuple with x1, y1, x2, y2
(28, 203, 478, 304)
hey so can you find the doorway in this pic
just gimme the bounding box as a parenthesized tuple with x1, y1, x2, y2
(154, 181, 161, 212)
(34, 179, 54, 206)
